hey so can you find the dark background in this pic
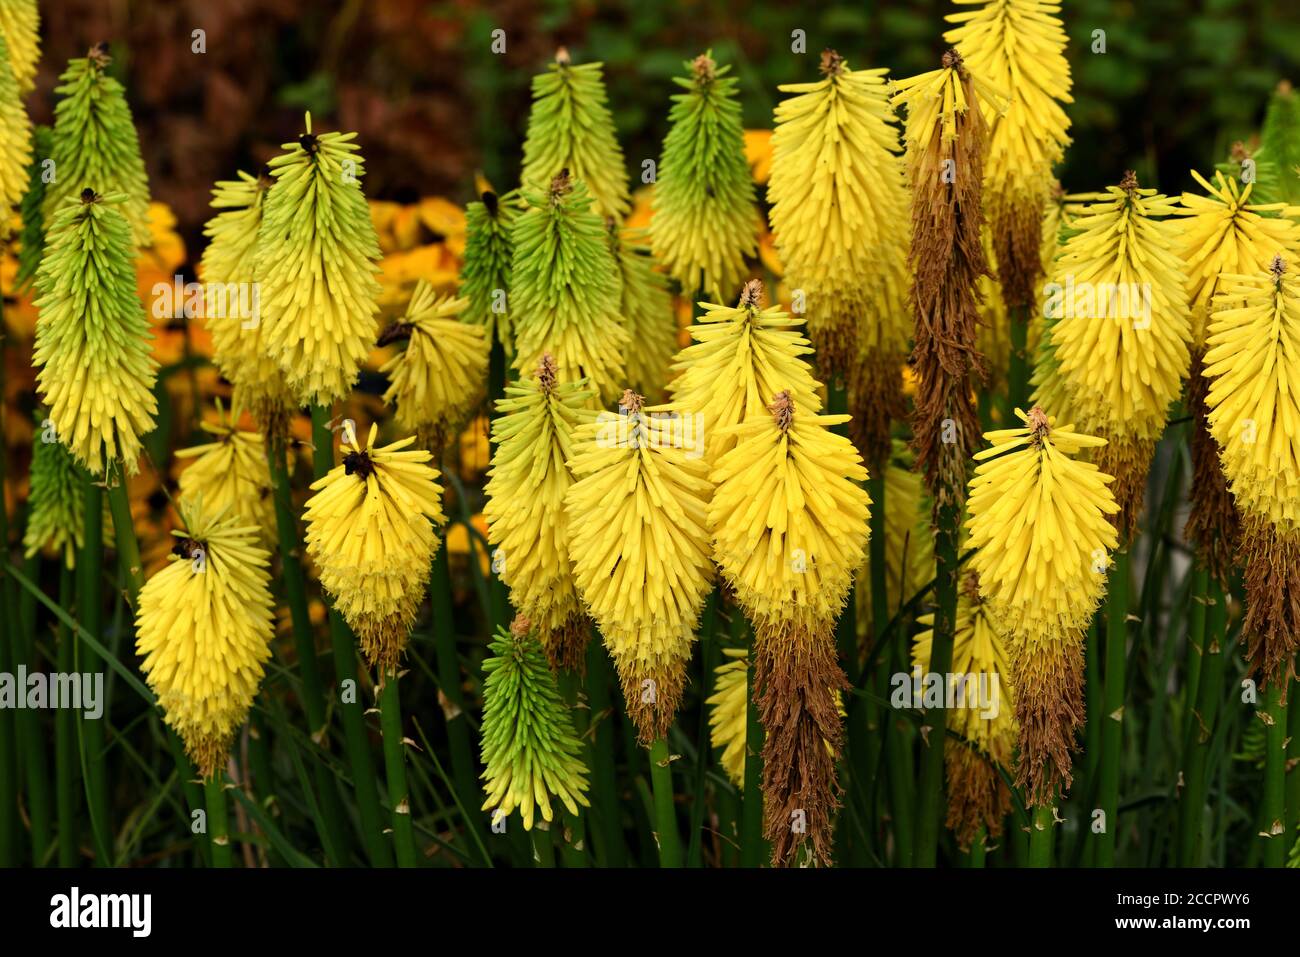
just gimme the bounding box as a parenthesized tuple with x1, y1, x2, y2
(24, 0, 1300, 261)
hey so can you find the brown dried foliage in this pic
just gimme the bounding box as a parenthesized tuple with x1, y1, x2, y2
(542, 612, 590, 674)
(945, 742, 1010, 850)
(907, 60, 990, 511)
(1184, 351, 1239, 586)
(1239, 515, 1300, 693)
(754, 623, 847, 867)
(991, 194, 1045, 310)
(619, 658, 687, 747)
(848, 348, 906, 474)
(1094, 434, 1156, 543)
(1011, 627, 1086, 806)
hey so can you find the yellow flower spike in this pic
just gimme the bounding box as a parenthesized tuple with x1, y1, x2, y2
(0, 33, 31, 227)
(174, 403, 275, 546)
(965, 407, 1118, 803)
(0, 0, 39, 94)
(199, 169, 295, 438)
(705, 648, 750, 787)
(1176, 169, 1296, 584)
(136, 503, 275, 778)
(564, 389, 714, 744)
(913, 577, 1017, 848)
(379, 279, 487, 456)
(663, 278, 823, 468)
(709, 391, 870, 635)
(1178, 169, 1300, 348)
(946, 0, 1071, 306)
(1046, 172, 1191, 535)
(1203, 258, 1300, 686)
(966, 407, 1118, 640)
(256, 113, 384, 408)
(767, 49, 906, 376)
(303, 421, 446, 670)
(484, 354, 595, 670)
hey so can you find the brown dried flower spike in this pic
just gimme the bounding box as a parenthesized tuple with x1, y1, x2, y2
(537, 352, 558, 394)
(769, 390, 794, 432)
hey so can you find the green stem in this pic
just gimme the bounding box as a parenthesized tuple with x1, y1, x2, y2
(55, 563, 80, 866)
(1096, 549, 1130, 867)
(586, 635, 625, 866)
(379, 668, 418, 867)
(831, 376, 869, 864)
(1177, 576, 1225, 866)
(884, 636, 915, 866)
(739, 613, 766, 867)
(105, 465, 144, 601)
(687, 589, 718, 867)
(310, 405, 390, 867)
(1182, 567, 1210, 748)
(265, 440, 356, 865)
(78, 474, 111, 865)
(531, 824, 556, 867)
(555, 668, 589, 868)
(8, 547, 48, 864)
(430, 544, 487, 864)
(1286, 671, 1300, 843)
(863, 473, 889, 860)
(914, 503, 960, 867)
(0, 302, 15, 865)
(1004, 303, 1030, 426)
(648, 737, 682, 867)
(205, 774, 232, 868)
(964, 827, 987, 868)
(1261, 683, 1288, 867)
(1028, 802, 1056, 867)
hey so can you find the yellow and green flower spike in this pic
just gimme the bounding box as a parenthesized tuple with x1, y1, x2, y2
(649, 52, 758, 300)
(44, 45, 153, 248)
(510, 170, 628, 406)
(174, 403, 275, 547)
(32, 191, 158, 477)
(460, 189, 517, 353)
(22, 414, 84, 569)
(520, 49, 630, 222)
(256, 113, 383, 408)
(479, 617, 591, 831)
(380, 279, 485, 456)
(200, 169, 295, 435)
(484, 353, 594, 671)
(0, 0, 40, 93)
